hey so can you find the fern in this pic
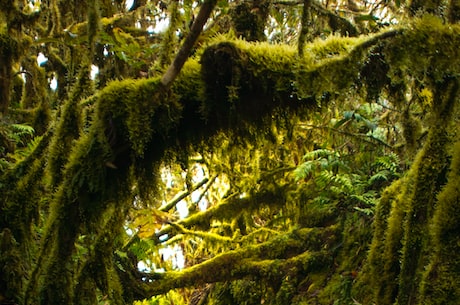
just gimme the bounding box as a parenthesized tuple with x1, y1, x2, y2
(302, 148, 337, 161)
(295, 148, 343, 181)
(316, 170, 335, 188)
(369, 170, 389, 184)
(294, 160, 315, 180)
(130, 238, 157, 261)
(354, 206, 374, 216)
(9, 123, 35, 146)
(373, 152, 400, 173)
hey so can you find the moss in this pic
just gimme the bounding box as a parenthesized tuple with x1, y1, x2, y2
(87, 0, 101, 48)
(408, 0, 443, 16)
(396, 79, 456, 305)
(97, 77, 182, 157)
(144, 228, 333, 298)
(47, 93, 83, 188)
(0, 32, 17, 113)
(448, 0, 460, 22)
(229, 0, 269, 42)
(359, 44, 390, 101)
(364, 178, 404, 303)
(401, 106, 422, 153)
(418, 111, 460, 304)
(375, 180, 411, 304)
(10, 19, 460, 305)
(385, 17, 460, 87)
(158, 0, 180, 68)
(0, 228, 25, 304)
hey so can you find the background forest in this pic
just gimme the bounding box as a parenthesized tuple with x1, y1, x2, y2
(0, 0, 459, 304)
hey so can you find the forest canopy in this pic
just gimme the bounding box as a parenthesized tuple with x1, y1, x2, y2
(0, 0, 459, 305)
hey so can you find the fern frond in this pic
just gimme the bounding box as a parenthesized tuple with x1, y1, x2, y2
(10, 123, 35, 134)
(369, 170, 389, 184)
(354, 206, 374, 216)
(301, 148, 337, 161)
(373, 153, 400, 172)
(334, 174, 353, 193)
(9, 123, 35, 146)
(294, 160, 316, 180)
(316, 170, 335, 188)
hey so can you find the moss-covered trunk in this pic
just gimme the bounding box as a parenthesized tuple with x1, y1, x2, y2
(419, 137, 460, 304)
(366, 78, 459, 305)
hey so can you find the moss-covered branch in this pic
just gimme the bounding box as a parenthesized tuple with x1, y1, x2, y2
(155, 186, 290, 241)
(139, 227, 337, 297)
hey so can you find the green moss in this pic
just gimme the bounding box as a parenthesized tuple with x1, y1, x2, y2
(47, 95, 83, 187)
(396, 83, 455, 305)
(385, 17, 460, 86)
(0, 228, 25, 304)
(364, 178, 405, 304)
(408, 0, 443, 16)
(87, 0, 101, 48)
(375, 180, 412, 304)
(96, 77, 182, 157)
(419, 139, 460, 304)
(13, 19, 460, 305)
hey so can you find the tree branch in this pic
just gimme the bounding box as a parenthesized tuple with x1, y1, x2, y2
(160, 0, 218, 87)
(140, 227, 337, 297)
(159, 177, 210, 212)
(155, 186, 290, 242)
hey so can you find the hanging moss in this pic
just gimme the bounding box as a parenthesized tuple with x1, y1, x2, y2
(448, 0, 460, 23)
(419, 139, 460, 304)
(87, 0, 101, 48)
(0, 133, 51, 305)
(29, 76, 185, 304)
(158, 0, 180, 68)
(96, 77, 181, 158)
(144, 233, 332, 298)
(378, 189, 409, 304)
(401, 105, 422, 154)
(359, 44, 390, 101)
(47, 94, 83, 187)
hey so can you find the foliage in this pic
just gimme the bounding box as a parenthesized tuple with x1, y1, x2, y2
(0, 121, 35, 170)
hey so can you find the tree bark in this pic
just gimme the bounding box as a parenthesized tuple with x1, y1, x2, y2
(161, 0, 218, 87)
